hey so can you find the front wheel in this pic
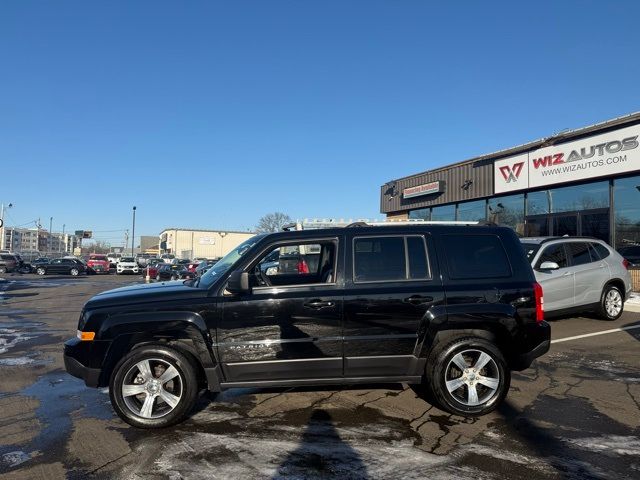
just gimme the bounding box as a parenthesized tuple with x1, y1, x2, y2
(70, 268, 79, 276)
(109, 346, 199, 428)
(598, 284, 624, 321)
(36, 267, 46, 276)
(425, 337, 510, 416)
(0, 266, 6, 274)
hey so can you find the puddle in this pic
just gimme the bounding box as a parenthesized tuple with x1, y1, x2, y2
(0, 372, 116, 470)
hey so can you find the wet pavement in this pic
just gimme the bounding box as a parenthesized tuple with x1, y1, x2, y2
(0, 274, 639, 479)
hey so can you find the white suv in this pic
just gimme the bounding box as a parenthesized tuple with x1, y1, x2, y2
(116, 257, 139, 275)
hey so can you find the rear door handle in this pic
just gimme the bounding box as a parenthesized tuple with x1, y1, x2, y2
(404, 295, 433, 305)
(304, 300, 335, 309)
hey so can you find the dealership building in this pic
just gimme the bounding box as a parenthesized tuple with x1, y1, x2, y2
(159, 228, 255, 259)
(380, 112, 640, 252)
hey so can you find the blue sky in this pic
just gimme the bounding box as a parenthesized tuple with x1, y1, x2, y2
(1, 1, 639, 247)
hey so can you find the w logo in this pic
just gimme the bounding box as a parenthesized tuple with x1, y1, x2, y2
(499, 162, 524, 183)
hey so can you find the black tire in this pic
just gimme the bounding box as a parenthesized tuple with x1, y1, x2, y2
(598, 284, 624, 321)
(425, 336, 510, 416)
(70, 268, 79, 276)
(0, 266, 6, 274)
(36, 267, 46, 276)
(155, 274, 161, 281)
(109, 345, 199, 429)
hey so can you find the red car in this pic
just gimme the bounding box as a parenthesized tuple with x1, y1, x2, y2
(87, 254, 111, 274)
(143, 263, 162, 278)
(187, 261, 201, 273)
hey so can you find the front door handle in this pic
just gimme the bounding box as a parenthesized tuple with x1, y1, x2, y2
(304, 300, 335, 309)
(404, 295, 433, 305)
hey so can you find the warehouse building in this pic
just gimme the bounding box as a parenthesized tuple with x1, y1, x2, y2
(159, 228, 255, 259)
(380, 112, 640, 253)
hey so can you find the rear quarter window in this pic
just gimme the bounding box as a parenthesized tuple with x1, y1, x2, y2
(443, 234, 512, 279)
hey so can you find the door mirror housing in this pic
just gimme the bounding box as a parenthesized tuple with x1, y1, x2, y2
(539, 261, 560, 270)
(227, 270, 250, 294)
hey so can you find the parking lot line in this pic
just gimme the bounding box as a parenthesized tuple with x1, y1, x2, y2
(551, 324, 640, 344)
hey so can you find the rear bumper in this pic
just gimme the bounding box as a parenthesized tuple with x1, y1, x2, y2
(510, 321, 551, 371)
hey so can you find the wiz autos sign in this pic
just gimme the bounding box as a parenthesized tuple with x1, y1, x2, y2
(494, 124, 640, 194)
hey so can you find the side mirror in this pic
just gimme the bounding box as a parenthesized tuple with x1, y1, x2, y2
(539, 261, 560, 270)
(227, 270, 250, 294)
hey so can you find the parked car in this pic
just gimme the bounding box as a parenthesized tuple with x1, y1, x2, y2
(160, 254, 175, 264)
(87, 254, 111, 274)
(141, 262, 162, 279)
(617, 245, 640, 267)
(186, 260, 201, 273)
(521, 237, 633, 320)
(154, 264, 194, 281)
(36, 258, 87, 276)
(194, 258, 219, 277)
(64, 223, 550, 429)
(171, 258, 191, 266)
(107, 253, 122, 268)
(136, 254, 155, 267)
(0, 253, 17, 274)
(117, 257, 139, 275)
(29, 257, 51, 272)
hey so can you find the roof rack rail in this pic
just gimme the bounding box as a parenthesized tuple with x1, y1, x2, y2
(281, 218, 483, 231)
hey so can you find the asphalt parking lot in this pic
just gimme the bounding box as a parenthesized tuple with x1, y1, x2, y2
(0, 274, 639, 480)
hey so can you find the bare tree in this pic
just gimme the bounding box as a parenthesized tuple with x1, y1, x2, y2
(256, 212, 293, 233)
(82, 240, 111, 254)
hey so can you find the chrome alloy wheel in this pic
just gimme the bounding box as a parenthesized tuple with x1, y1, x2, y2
(444, 349, 500, 407)
(605, 289, 623, 318)
(121, 358, 183, 419)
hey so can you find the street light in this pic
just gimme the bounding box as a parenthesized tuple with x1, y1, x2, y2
(131, 206, 137, 256)
(49, 216, 53, 254)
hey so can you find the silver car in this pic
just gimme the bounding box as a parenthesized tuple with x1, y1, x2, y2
(521, 237, 633, 320)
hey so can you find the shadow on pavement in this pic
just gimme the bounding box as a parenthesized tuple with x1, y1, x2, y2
(497, 400, 602, 479)
(274, 409, 369, 479)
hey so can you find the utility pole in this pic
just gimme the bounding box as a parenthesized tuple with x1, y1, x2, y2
(49, 216, 53, 254)
(61, 224, 65, 253)
(131, 206, 137, 256)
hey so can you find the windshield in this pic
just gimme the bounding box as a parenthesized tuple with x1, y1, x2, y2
(121, 257, 135, 262)
(197, 234, 265, 289)
(521, 243, 541, 262)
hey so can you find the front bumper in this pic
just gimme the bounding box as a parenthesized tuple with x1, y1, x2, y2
(63, 337, 107, 387)
(117, 267, 139, 274)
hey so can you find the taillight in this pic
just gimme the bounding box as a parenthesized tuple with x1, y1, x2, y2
(623, 258, 630, 270)
(297, 260, 309, 274)
(533, 282, 544, 324)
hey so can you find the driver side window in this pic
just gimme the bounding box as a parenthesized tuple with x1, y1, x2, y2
(251, 240, 337, 288)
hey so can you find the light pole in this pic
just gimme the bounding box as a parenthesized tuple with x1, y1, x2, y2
(0, 203, 13, 251)
(131, 206, 137, 256)
(49, 217, 53, 255)
(61, 224, 66, 253)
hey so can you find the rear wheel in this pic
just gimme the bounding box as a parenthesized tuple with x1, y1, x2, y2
(0, 266, 6, 274)
(109, 345, 199, 428)
(425, 337, 509, 416)
(598, 284, 624, 320)
(36, 267, 46, 276)
(70, 268, 79, 276)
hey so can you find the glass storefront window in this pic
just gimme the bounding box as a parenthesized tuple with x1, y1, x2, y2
(527, 181, 609, 215)
(409, 208, 430, 221)
(488, 194, 525, 235)
(457, 200, 486, 222)
(614, 175, 640, 250)
(431, 204, 456, 221)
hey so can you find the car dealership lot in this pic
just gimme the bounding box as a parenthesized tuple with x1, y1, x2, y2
(0, 275, 638, 479)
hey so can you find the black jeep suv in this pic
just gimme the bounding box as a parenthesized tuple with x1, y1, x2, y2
(64, 224, 550, 428)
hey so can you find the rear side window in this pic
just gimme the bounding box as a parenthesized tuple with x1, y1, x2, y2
(443, 234, 511, 279)
(591, 243, 610, 260)
(536, 244, 568, 269)
(353, 235, 430, 282)
(568, 242, 592, 266)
